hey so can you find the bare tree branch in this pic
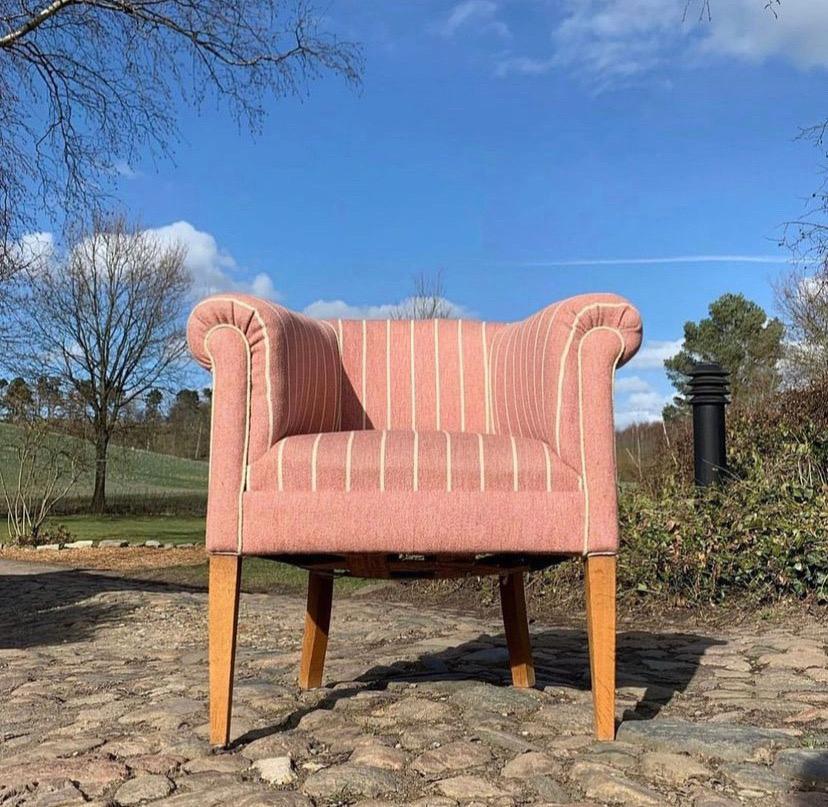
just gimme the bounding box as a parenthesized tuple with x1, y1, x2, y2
(0, 0, 362, 279)
(0, 0, 77, 47)
(12, 215, 192, 512)
(392, 271, 458, 320)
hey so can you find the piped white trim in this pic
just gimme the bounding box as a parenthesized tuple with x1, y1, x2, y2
(201, 297, 273, 446)
(482, 323, 492, 434)
(542, 441, 552, 493)
(379, 430, 387, 492)
(203, 323, 251, 554)
(555, 302, 627, 453)
(310, 432, 323, 492)
(276, 439, 285, 492)
(434, 320, 441, 429)
(410, 320, 416, 429)
(577, 326, 625, 555)
(345, 430, 355, 492)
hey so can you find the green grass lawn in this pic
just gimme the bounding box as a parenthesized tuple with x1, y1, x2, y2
(141, 557, 369, 594)
(0, 422, 208, 498)
(14, 512, 368, 595)
(0, 424, 371, 595)
(45, 514, 206, 544)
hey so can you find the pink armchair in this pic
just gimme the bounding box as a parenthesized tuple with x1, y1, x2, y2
(188, 292, 642, 747)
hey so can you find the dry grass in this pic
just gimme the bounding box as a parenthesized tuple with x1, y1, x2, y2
(0, 545, 204, 572)
(0, 546, 366, 594)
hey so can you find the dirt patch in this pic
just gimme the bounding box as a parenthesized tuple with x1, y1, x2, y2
(376, 571, 825, 631)
(0, 546, 205, 572)
(2, 546, 822, 631)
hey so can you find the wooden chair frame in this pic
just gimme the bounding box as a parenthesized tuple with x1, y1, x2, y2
(208, 553, 616, 748)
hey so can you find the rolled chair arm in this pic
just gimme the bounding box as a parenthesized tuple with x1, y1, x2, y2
(187, 293, 341, 552)
(489, 293, 642, 554)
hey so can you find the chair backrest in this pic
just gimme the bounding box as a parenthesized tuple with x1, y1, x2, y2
(328, 318, 506, 433)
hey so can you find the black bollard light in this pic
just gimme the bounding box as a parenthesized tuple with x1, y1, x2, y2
(687, 362, 730, 487)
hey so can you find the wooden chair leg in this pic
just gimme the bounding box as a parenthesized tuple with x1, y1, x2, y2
(299, 572, 333, 689)
(209, 554, 242, 749)
(499, 571, 536, 688)
(585, 554, 616, 741)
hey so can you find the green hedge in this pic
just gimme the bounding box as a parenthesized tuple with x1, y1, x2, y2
(2, 492, 208, 518)
(612, 385, 828, 605)
(617, 482, 828, 604)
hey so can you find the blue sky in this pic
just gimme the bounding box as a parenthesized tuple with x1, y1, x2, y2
(108, 0, 827, 426)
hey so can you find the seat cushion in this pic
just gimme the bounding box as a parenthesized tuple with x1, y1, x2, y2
(242, 430, 587, 555)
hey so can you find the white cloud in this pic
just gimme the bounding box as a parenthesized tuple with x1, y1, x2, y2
(626, 338, 683, 370)
(303, 299, 404, 319)
(551, 0, 683, 85)
(615, 374, 653, 393)
(699, 0, 828, 69)
(614, 375, 672, 427)
(146, 221, 279, 300)
(114, 160, 140, 179)
(304, 296, 471, 320)
(13, 231, 55, 270)
(438, 0, 510, 39)
(627, 389, 668, 410)
(522, 253, 799, 267)
(506, 0, 828, 88)
(14, 223, 274, 300)
(495, 56, 556, 77)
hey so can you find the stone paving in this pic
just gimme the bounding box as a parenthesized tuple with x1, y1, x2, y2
(0, 558, 827, 806)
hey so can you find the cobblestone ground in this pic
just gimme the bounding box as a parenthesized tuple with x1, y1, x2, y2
(1, 559, 827, 807)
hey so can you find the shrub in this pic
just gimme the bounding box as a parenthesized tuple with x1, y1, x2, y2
(613, 383, 828, 605)
(0, 492, 207, 519)
(618, 481, 828, 604)
(52, 492, 207, 517)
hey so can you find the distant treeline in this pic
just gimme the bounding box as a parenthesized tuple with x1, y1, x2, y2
(0, 376, 211, 462)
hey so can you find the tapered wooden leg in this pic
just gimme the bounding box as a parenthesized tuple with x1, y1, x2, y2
(585, 555, 616, 741)
(499, 571, 536, 688)
(209, 554, 242, 748)
(299, 572, 333, 689)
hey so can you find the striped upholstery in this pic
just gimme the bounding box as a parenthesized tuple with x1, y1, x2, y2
(488, 294, 641, 471)
(331, 319, 503, 433)
(249, 431, 580, 494)
(188, 294, 341, 462)
(187, 292, 642, 557)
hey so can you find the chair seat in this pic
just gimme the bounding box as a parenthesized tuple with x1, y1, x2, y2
(241, 430, 586, 556)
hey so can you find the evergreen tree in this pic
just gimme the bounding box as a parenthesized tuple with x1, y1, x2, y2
(664, 293, 784, 417)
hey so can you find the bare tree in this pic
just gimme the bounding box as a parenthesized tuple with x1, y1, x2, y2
(16, 215, 191, 512)
(392, 271, 458, 320)
(776, 260, 828, 385)
(0, 0, 362, 277)
(0, 416, 87, 545)
(685, 1, 780, 23)
(782, 123, 828, 263)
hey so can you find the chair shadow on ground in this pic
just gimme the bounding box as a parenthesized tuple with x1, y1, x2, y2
(786, 754, 828, 807)
(235, 631, 828, 801)
(0, 569, 764, 741)
(233, 627, 726, 748)
(5, 567, 824, 800)
(0, 566, 723, 734)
